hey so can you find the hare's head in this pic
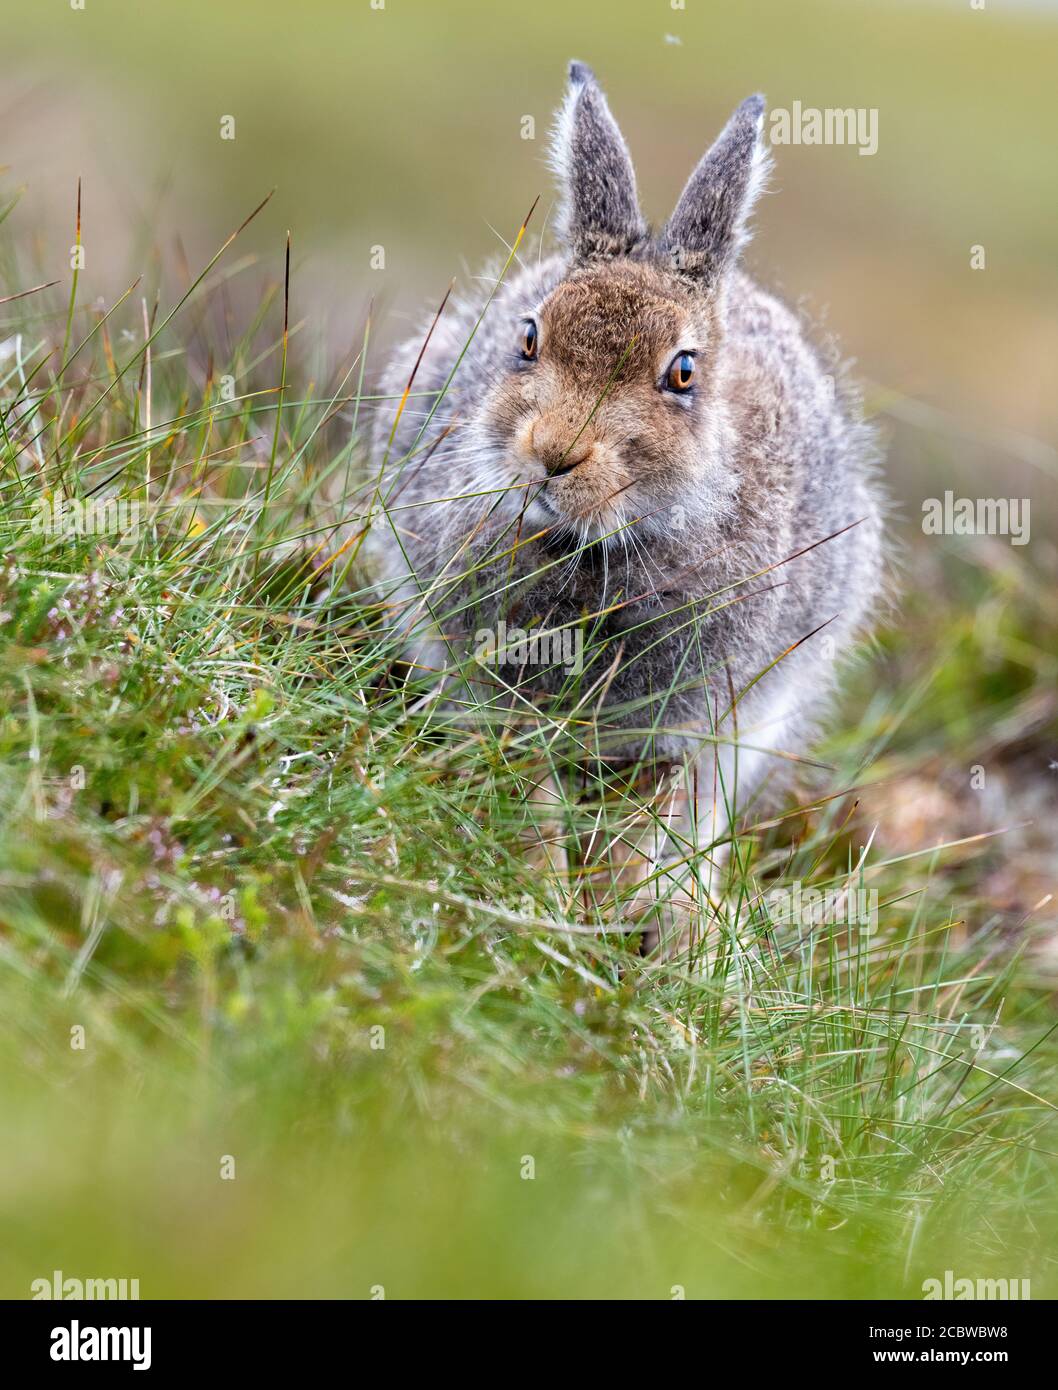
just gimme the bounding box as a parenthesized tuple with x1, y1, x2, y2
(479, 62, 770, 549)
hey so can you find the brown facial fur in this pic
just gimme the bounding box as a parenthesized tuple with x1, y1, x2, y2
(481, 261, 722, 533)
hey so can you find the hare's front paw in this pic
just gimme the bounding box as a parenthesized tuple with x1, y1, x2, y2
(593, 833, 728, 960)
(625, 874, 724, 962)
(518, 769, 570, 893)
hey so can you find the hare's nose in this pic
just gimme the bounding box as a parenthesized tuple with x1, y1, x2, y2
(531, 420, 595, 476)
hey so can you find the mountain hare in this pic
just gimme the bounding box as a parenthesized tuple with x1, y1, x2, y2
(368, 62, 884, 953)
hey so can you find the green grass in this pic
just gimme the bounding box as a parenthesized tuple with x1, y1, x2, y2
(2, 194, 1057, 1300)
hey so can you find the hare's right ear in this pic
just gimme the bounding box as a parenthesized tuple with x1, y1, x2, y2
(549, 61, 647, 261)
(657, 95, 770, 285)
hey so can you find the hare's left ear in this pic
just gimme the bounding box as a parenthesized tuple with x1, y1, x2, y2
(550, 61, 647, 261)
(657, 95, 770, 284)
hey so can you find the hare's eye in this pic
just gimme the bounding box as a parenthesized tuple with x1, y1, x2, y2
(520, 319, 538, 361)
(666, 352, 696, 393)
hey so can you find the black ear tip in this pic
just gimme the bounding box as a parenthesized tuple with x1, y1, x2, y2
(568, 60, 596, 87)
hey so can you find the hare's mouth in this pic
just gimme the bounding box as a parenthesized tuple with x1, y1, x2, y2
(524, 491, 575, 551)
(526, 489, 628, 554)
